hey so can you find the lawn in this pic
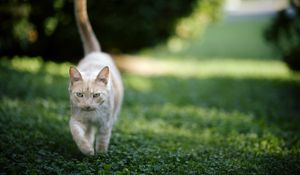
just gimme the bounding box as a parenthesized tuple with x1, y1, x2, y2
(0, 55, 300, 174)
(1, 17, 300, 174)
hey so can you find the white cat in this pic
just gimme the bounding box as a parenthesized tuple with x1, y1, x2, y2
(68, 0, 123, 156)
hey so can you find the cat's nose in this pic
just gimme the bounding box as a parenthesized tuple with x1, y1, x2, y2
(83, 106, 93, 111)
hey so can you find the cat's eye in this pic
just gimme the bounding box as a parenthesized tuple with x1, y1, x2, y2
(93, 93, 100, 98)
(76, 92, 83, 97)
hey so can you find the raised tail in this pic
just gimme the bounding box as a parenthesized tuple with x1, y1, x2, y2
(74, 0, 100, 55)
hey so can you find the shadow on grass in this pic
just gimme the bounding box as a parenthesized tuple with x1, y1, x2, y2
(125, 74, 300, 130)
(0, 62, 87, 173)
(0, 60, 69, 101)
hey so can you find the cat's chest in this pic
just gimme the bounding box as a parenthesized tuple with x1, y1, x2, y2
(77, 108, 111, 126)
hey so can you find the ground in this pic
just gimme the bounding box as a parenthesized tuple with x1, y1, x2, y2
(0, 17, 300, 174)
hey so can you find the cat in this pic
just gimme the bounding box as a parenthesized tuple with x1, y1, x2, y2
(68, 0, 123, 156)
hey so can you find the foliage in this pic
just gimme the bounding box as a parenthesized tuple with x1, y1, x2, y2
(0, 0, 222, 61)
(265, 0, 300, 71)
(166, 0, 223, 53)
(0, 56, 300, 174)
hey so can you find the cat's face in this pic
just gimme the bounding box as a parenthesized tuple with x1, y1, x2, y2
(69, 66, 109, 111)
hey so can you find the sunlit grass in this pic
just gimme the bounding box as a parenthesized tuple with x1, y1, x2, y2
(173, 58, 290, 79)
(116, 56, 295, 82)
(9, 56, 71, 77)
(7, 55, 296, 81)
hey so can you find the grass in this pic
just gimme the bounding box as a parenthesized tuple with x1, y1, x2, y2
(0, 55, 300, 174)
(1, 17, 300, 174)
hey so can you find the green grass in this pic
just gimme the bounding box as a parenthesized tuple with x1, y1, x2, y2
(0, 55, 300, 174)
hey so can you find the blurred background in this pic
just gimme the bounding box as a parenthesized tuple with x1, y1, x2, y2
(0, 0, 299, 71)
(0, 0, 221, 60)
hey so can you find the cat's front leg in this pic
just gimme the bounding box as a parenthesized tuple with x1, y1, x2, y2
(69, 118, 95, 156)
(95, 127, 112, 153)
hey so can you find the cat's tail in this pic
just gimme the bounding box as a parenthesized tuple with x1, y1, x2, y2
(74, 0, 101, 55)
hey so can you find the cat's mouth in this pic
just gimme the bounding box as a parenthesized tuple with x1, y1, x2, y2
(82, 106, 96, 111)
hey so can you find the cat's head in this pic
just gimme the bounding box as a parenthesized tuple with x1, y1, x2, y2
(69, 66, 109, 111)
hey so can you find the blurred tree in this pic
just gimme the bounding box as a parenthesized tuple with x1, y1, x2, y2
(265, 0, 300, 71)
(0, 0, 222, 61)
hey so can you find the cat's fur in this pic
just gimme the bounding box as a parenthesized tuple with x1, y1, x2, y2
(68, 0, 123, 155)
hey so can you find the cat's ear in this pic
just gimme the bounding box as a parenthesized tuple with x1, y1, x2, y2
(69, 66, 82, 83)
(96, 66, 109, 85)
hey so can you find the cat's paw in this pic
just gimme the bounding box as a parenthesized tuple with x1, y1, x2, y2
(78, 142, 95, 156)
(96, 144, 108, 154)
(80, 147, 95, 156)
